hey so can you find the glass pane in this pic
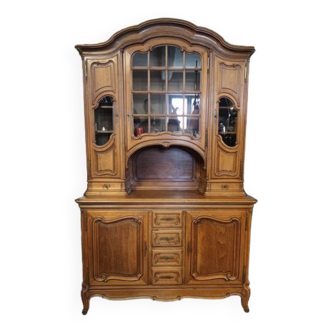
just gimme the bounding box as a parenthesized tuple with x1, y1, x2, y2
(150, 117, 166, 133)
(95, 97, 113, 146)
(218, 97, 237, 147)
(168, 46, 183, 67)
(167, 117, 182, 133)
(133, 70, 148, 91)
(133, 94, 148, 114)
(185, 117, 199, 137)
(185, 71, 200, 91)
(168, 94, 183, 115)
(133, 116, 148, 136)
(133, 52, 147, 66)
(151, 94, 166, 115)
(185, 52, 201, 68)
(168, 71, 183, 91)
(150, 70, 166, 91)
(185, 94, 200, 115)
(150, 46, 166, 67)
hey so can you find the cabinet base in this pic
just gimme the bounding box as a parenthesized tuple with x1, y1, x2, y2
(81, 286, 250, 314)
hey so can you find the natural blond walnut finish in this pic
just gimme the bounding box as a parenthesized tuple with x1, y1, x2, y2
(76, 18, 256, 315)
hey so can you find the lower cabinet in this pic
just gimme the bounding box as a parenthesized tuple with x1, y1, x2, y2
(80, 207, 251, 314)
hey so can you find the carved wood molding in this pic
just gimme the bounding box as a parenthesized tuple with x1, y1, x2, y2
(92, 215, 143, 226)
(214, 140, 239, 177)
(154, 271, 181, 283)
(81, 281, 90, 315)
(86, 291, 243, 302)
(125, 140, 206, 169)
(153, 233, 181, 246)
(191, 216, 241, 281)
(75, 18, 255, 57)
(219, 62, 242, 108)
(93, 134, 118, 176)
(91, 60, 116, 103)
(154, 213, 181, 227)
(153, 252, 181, 265)
(92, 216, 143, 282)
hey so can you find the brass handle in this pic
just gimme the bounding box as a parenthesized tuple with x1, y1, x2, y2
(160, 237, 174, 241)
(161, 256, 173, 260)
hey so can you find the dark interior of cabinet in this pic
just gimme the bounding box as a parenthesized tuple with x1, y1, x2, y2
(128, 145, 205, 191)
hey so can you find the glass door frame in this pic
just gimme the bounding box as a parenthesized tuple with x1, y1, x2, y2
(124, 37, 209, 154)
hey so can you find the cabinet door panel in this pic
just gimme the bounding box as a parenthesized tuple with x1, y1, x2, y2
(185, 210, 246, 285)
(87, 211, 148, 285)
(89, 56, 117, 104)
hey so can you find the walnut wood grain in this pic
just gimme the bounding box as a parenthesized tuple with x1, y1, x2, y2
(76, 18, 256, 314)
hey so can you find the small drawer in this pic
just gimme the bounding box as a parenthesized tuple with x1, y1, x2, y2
(152, 249, 182, 266)
(152, 268, 182, 285)
(153, 212, 182, 228)
(152, 230, 182, 247)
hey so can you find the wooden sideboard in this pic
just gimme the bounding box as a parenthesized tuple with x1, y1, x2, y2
(75, 18, 257, 314)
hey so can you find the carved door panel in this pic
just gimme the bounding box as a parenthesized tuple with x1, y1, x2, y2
(86, 54, 122, 180)
(210, 55, 246, 179)
(185, 210, 247, 285)
(86, 210, 148, 286)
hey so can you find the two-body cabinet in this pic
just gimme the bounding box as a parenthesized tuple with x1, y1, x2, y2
(76, 19, 256, 314)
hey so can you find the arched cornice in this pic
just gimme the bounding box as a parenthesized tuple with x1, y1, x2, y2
(75, 18, 255, 58)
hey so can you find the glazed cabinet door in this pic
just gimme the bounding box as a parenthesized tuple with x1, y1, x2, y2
(85, 54, 122, 181)
(185, 210, 247, 285)
(84, 210, 148, 286)
(210, 55, 247, 180)
(123, 39, 209, 154)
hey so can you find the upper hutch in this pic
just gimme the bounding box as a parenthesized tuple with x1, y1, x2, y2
(75, 18, 256, 314)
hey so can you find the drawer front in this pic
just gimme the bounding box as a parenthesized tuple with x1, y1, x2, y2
(152, 249, 182, 266)
(152, 230, 182, 247)
(153, 212, 182, 228)
(152, 268, 182, 285)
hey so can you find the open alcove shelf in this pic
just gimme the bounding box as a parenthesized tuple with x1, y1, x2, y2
(127, 145, 205, 192)
(75, 18, 256, 314)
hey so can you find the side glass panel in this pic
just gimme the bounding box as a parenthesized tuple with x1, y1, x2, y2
(132, 45, 202, 137)
(95, 96, 114, 146)
(218, 97, 238, 147)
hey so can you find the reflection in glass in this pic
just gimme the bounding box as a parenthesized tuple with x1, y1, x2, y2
(218, 97, 238, 147)
(168, 71, 183, 91)
(168, 46, 183, 67)
(168, 94, 183, 115)
(133, 70, 148, 91)
(167, 117, 182, 133)
(186, 117, 199, 137)
(95, 96, 113, 146)
(131, 45, 202, 138)
(133, 116, 148, 136)
(133, 52, 147, 66)
(185, 71, 200, 91)
(185, 94, 200, 115)
(151, 117, 166, 133)
(185, 52, 201, 68)
(150, 71, 166, 91)
(150, 46, 166, 67)
(151, 94, 166, 114)
(133, 94, 148, 114)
